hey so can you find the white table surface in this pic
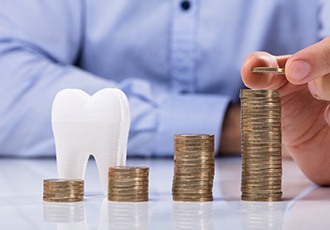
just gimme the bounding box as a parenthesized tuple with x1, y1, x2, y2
(0, 157, 329, 230)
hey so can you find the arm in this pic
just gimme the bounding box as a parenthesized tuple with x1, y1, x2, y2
(0, 0, 232, 157)
(0, 0, 116, 156)
(219, 105, 241, 155)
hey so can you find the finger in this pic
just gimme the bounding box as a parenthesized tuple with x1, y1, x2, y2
(241, 52, 288, 89)
(276, 55, 291, 67)
(286, 36, 330, 85)
(307, 73, 330, 100)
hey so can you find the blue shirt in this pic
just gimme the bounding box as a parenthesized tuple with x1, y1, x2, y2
(0, 0, 327, 157)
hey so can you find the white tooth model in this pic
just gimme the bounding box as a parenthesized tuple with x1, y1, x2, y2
(52, 88, 130, 195)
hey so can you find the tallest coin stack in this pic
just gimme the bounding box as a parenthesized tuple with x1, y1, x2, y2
(240, 89, 282, 202)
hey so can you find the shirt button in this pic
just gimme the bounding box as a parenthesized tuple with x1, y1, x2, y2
(180, 0, 191, 11)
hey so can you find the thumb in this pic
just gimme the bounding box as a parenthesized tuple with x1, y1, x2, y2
(286, 37, 330, 85)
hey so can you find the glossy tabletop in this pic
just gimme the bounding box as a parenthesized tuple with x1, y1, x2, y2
(0, 157, 329, 230)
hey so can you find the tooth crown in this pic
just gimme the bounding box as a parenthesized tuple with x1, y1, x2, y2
(52, 88, 130, 195)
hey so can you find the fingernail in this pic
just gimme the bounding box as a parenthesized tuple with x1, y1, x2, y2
(289, 60, 311, 81)
(324, 104, 330, 125)
(308, 81, 321, 100)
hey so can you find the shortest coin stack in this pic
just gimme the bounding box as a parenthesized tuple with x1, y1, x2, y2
(108, 166, 149, 202)
(43, 179, 84, 202)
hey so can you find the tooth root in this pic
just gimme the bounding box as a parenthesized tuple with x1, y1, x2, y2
(94, 154, 113, 197)
(56, 151, 90, 179)
(52, 88, 130, 196)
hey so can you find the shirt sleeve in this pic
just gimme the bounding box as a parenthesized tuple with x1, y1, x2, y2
(0, 0, 114, 156)
(0, 0, 231, 157)
(154, 94, 230, 156)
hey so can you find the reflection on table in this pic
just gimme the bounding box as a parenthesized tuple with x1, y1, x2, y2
(0, 157, 329, 229)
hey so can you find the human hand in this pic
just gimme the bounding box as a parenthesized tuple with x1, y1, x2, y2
(241, 37, 330, 185)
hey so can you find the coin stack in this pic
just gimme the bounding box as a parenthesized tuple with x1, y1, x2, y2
(240, 89, 282, 201)
(43, 179, 84, 202)
(172, 134, 215, 202)
(108, 166, 149, 202)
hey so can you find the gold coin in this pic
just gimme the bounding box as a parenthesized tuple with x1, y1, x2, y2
(108, 196, 148, 202)
(43, 197, 83, 202)
(242, 168, 282, 172)
(241, 196, 282, 202)
(174, 166, 215, 171)
(175, 134, 214, 139)
(174, 164, 215, 169)
(173, 173, 214, 178)
(108, 171, 149, 176)
(172, 193, 213, 198)
(240, 88, 281, 95)
(172, 182, 213, 187)
(44, 179, 84, 184)
(242, 175, 282, 180)
(109, 181, 148, 187)
(173, 194, 213, 199)
(242, 191, 282, 196)
(109, 166, 149, 171)
(108, 177, 149, 183)
(173, 183, 213, 188)
(109, 185, 148, 190)
(172, 187, 212, 192)
(108, 192, 148, 197)
(173, 197, 213, 202)
(174, 157, 214, 162)
(241, 184, 281, 189)
(241, 190, 282, 194)
(109, 191, 148, 196)
(251, 67, 285, 74)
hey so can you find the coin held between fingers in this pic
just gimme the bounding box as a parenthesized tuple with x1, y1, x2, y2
(251, 67, 286, 75)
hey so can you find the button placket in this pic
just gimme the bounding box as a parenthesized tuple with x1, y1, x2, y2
(170, 0, 199, 93)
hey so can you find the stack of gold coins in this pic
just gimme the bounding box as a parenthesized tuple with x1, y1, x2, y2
(172, 134, 214, 202)
(108, 166, 149, 202)
(43, 179, 84, 202)
(240, 89, 282, 201)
